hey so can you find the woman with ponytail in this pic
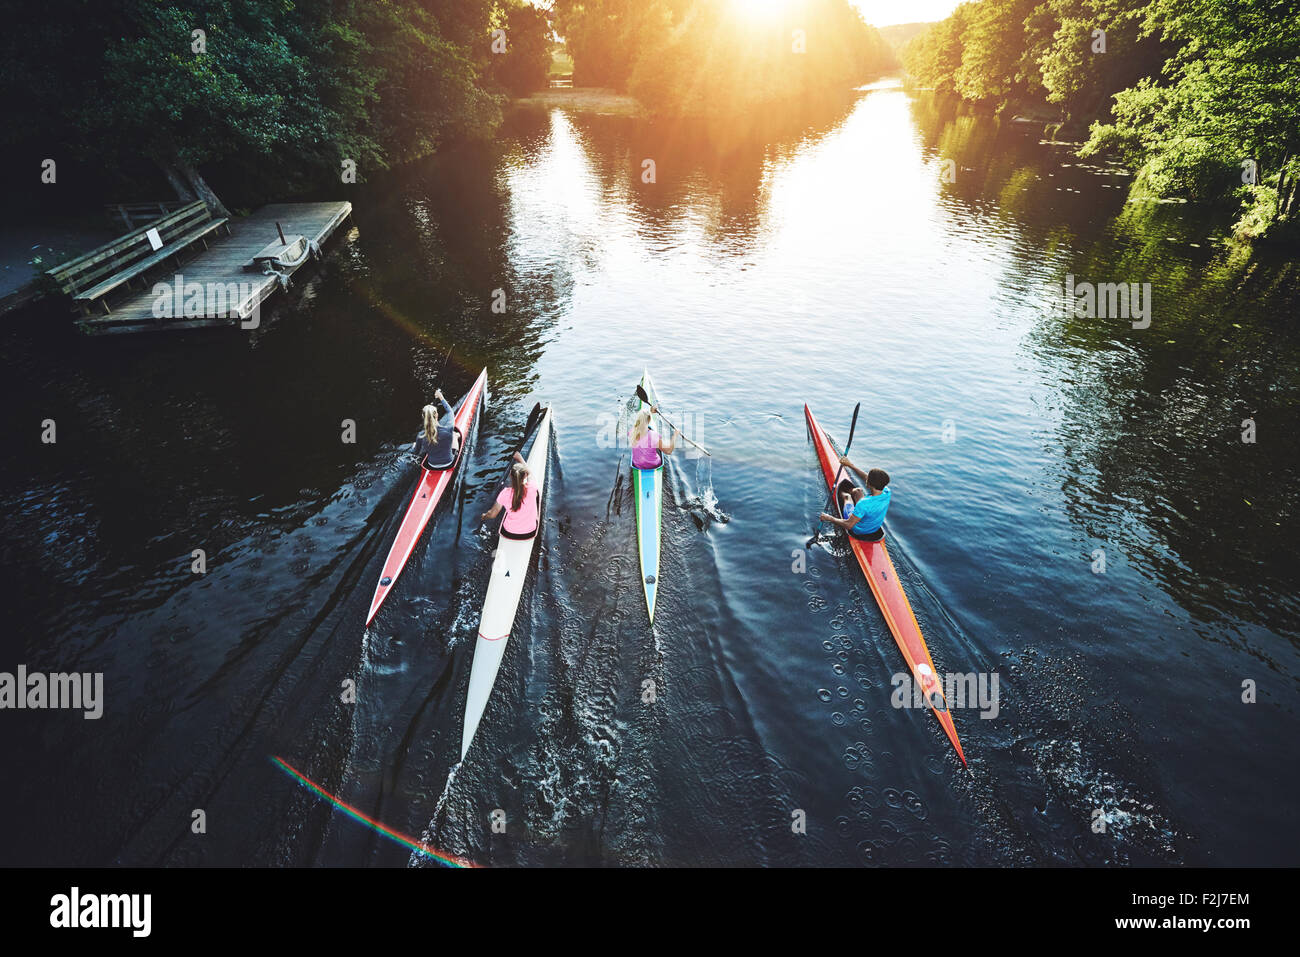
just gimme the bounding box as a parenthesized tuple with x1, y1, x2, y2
(414, 387, 460, 469)
(629, 406, 679, 470)
(481, 454, 539, 539)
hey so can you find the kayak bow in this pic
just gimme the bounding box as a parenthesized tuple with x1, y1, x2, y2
(366, 368, 488, 626)
(460, 404, 554, 760)
(804, 403, 968, 767)
(633, 370, 663, 623)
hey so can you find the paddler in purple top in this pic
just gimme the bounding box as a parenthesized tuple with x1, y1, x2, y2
(629, 406, 679, 469)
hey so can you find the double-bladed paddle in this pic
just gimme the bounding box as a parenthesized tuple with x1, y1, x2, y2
(634, 383, 712, 457)
(807, 402, 861, 549)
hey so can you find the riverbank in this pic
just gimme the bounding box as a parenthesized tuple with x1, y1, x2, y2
(511, 88, 643, 117)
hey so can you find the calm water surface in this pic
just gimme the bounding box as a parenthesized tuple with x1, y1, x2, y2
(2, 81, 1298, 866)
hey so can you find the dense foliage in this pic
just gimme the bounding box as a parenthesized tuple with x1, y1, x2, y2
(1082, 0, 1300, 238)
(552, 0, 894, 115)
(487, 1, 555, 95)
(904, 0, 1300, 240)
(0, 0, 552, 204)
(905, 0, 1162, 118)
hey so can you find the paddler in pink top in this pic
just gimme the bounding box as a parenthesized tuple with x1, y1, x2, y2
(629, 407, 679, 469)
(481, 454, 540, 539)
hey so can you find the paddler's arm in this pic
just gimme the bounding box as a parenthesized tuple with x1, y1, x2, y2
(481, 502, 504, 522)
(659, 427, 681, 455)
(819, 510, 857, 530)
(838, 455, 870, 483)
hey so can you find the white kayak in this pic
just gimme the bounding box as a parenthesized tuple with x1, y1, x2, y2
(459, 405, 554, 761)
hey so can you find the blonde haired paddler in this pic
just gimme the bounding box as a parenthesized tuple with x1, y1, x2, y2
(629, 406, 679, 469)
(414, 387, 461, 469)
(481, 456, 539, 539)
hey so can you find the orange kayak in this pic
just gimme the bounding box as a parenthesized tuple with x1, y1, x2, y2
(805, 403, 967, 767)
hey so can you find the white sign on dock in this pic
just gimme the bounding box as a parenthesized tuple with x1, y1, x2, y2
(145, 227, 163, 251)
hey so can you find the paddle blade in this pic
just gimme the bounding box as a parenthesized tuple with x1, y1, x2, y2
(524, 401, 544, 435)
(843, 402, 862, 454)
(811, 402, 862, 541)
(513, 402, 546, 458)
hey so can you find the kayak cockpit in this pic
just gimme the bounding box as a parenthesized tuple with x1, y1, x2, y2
(835, 475, 857, 507)
(421, 427, 466, 471)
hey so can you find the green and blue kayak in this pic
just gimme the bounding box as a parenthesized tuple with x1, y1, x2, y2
(634, 369, 663, 623)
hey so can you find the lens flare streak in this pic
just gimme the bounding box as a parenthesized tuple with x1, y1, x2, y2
(272, 756, 476, 868)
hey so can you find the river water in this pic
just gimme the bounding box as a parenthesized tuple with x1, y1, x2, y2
(2, 80, 1297, 866)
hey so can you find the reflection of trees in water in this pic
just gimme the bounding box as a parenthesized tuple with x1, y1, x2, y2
(909, 92, 1133, 245)
(1025, 211, 1300, 637)
(343, 132, 563, 398)
(335, 91, 873, 396)
(909, 93, 1300, 635)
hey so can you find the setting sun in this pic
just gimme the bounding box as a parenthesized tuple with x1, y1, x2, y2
(727, 1, 964, 27)
(728, 0, 791, 21)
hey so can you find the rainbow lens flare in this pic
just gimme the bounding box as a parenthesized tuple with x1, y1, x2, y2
(272, 755, 475, 868)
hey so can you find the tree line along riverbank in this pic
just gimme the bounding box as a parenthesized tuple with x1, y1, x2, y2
(4, 0, 1289, 254)
(902, 0, 1300, 243)
(2, 0, 894, 219)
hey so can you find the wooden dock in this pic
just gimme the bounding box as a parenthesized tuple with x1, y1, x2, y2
(79, 201, 352, 334)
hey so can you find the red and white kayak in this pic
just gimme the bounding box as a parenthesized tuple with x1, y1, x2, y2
(805, 403, 967, 767)
(366, 368, 487, 626)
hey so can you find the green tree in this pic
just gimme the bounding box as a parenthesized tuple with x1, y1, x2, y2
(348, 0, 500, 166)
(952, 0, 1041, 103)
(557, 0, 890, 108)
(1030, 0, 1161, 124)
(1082, 0, 1300, 238)
(92, 0, 338, 212)
(903, 4, 975, 97)
(487, 1, 555, 95)
(905, 0, 1159, 123)
(553, 0, 656, 88)
(0, 0, 507, 206)
(625, 0, 893, 114)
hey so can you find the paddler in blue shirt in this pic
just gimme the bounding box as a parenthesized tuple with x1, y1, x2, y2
(819, 457, 891, 542)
